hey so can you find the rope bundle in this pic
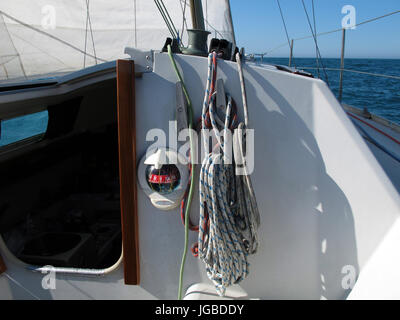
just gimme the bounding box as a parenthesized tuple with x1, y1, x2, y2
(198, 52, 260, 296)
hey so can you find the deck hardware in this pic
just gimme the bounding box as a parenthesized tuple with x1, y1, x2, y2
(124, 48, 154, 73)
(138, 148, 189, 211)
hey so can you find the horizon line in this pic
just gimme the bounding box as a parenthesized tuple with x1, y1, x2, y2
(251, 56, 400, 60)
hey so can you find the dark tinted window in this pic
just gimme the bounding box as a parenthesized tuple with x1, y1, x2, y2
(0, 110, 48, 147)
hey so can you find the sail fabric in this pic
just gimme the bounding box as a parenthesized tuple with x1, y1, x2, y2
(0, 0, 235, 82)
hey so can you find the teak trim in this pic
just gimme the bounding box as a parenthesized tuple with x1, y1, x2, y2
(116, 59, 140, 285)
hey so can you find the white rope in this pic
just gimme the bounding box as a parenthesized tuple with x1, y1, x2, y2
(235, 52, 249, 127)
(198, 53, 260, 296)
(234, 52, 260, 254)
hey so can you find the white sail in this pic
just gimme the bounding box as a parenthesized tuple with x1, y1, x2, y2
(0, 0, 235, 82)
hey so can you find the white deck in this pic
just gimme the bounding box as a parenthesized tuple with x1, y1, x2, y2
(345, 107, 400, 194)
(343, 107, 400, 299)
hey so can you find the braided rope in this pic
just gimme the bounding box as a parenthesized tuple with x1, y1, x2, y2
(235, 52, 249, 127)
(198, 53, 260, 296)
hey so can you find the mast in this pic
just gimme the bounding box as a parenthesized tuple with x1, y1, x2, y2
(183, 0, 210, 56)
(189, 0, 205, 31)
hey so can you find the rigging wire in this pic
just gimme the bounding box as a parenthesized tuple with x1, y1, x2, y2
(300, 0, 330, 87)
(0, 11, 107, 63)
(83, 0, 97, 67)
(9, 30, 71, 70)
(134, 0, 138, 47)
(0, 12, 27, 78)
(311, 0, 320, 78)
(1, 64, 8, 79)
(260, 42, 288, 56)
(295, 67, 400, 81)
(276, 0, 291, 49)
(294, 9, 400, 42)
(159, 0, 179, 38)
(179, 0, 188, 46)
(86, 0, 97, 65)
(154, 0, 175, 38)
(83, 1, 89, 67)
(276, 0, 295, 67)
(154, 0, 179, 40)
(260, 9, 400, 59)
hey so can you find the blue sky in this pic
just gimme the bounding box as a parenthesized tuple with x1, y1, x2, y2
(230, 0, 400, 58)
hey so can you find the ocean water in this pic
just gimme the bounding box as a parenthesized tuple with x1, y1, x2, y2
(0, 58, 399, 147)
(0, 111, 48, 147)
(256, 57, 400, 125)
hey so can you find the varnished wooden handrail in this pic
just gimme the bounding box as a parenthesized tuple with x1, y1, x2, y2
(0, 253, 6, 274)
(116, 59, 140, 285)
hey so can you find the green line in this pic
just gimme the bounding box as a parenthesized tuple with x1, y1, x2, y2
(167, 45, 196, 300)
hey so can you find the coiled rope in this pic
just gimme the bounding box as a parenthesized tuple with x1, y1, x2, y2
(198, 52, 260, 296)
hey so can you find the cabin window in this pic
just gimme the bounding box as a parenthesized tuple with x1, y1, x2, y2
(0, 110, 48, 147)
(0, 97, 122, 273)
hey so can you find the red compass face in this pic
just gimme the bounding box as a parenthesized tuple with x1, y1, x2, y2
(145, 164, 181, 195)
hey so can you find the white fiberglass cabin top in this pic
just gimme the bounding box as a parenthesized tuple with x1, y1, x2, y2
(0, 50, 399, 299)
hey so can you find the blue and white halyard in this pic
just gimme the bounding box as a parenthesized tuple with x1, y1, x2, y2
(198, 52, 260, 296)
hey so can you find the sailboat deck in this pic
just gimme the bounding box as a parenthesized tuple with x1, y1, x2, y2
(344, 105, 400, 194)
